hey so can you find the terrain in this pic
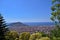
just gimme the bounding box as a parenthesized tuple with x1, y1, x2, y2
(8, 22, 55, 34)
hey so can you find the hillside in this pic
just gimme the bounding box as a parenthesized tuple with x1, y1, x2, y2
(8, 22, 28, 27)
(8, 22, 55, 34)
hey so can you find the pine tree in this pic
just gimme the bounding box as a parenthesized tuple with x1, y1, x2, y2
(0, 14, 9, 40)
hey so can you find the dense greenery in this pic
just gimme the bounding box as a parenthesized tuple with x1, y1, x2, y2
(0, 14, 9, 40)
(51, 0, 60, 27)
(50, 0, 60, 40)
(5, 31, 19, 40)
(19, 32, 30, 40)
(5, 31, 50, 40)
(29, 32, 42, 40)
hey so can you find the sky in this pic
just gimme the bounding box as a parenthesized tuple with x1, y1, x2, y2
(0, 0, 52, 23)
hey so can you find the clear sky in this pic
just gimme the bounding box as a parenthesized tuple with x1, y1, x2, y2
(0, 0, 52, 23)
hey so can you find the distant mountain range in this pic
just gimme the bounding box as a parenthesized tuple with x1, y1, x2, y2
(8, 22, 28, 27)
(8, 22, 55, 34)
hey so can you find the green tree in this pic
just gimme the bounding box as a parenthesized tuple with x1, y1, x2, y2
(0, 14, 9, 40)
(29, 32, 42, 40)
(50, 0, 60, 40)
(5, 31, 19, 40)
(19, 32, 30, 40)
(51, 0, 60, 28)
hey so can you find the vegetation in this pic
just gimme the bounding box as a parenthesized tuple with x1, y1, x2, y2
(29, 32, 42, 40)
(51, 0, 60, 27)
(50, 0, 60, 40)
(5, 31, 19, 40)
(0, 0, 60, 40)
(36, 37, 50, 40)
(6, 31, 50, 40)
(0, 13, 51, 40)
(19, 32, 30, 40)
(0, 14, 9, 40)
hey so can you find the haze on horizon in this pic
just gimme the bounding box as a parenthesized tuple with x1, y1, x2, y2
(0, 0, 52, 23)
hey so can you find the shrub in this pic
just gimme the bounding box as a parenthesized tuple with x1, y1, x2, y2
(19, 32, 30, 40)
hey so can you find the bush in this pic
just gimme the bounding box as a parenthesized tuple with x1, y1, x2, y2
(19, 32, 30, 40)
(36, 37, 50, 40)
(5, 31, 19, 40)
(29, 32, 42, 40)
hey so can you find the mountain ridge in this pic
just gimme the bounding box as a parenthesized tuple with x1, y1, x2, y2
(8, 22, 28, 27)
(8, 22, 55, 34)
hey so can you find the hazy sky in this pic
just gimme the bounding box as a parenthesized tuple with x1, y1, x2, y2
(0, 0, 52, 23)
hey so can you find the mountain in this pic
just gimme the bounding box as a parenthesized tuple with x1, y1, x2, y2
(8, 22, 28, 27)
(8, 22, 55, 34)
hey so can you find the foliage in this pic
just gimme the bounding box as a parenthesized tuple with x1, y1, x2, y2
(41, 32, 49, 37)
(19, 32, 30, 40)
(36, 37, 50, 40)
(29, 32, 42, 40)
(0, 14, 9, 40)
(50, 0, 60, 40)
(51, 0, 60, 27)
(5, 31, 19, 40)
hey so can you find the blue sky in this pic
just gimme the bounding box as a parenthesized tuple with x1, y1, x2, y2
(0, 0, 52, 23)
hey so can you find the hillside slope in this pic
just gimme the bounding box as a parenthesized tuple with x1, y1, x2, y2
(8, 22, 55, 34)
